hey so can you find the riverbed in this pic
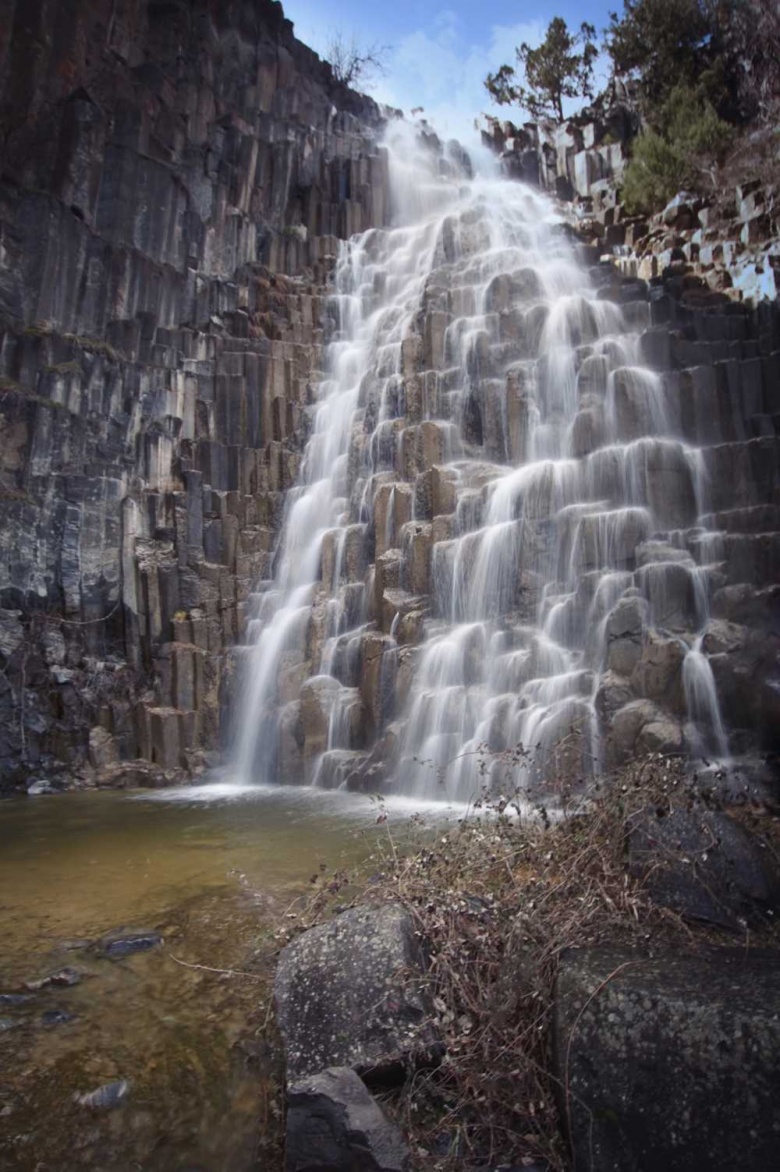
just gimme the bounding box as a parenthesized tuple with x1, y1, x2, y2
(0, 783, 463, 1171)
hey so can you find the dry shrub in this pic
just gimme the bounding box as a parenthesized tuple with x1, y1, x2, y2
(269, 753, 780, 1170)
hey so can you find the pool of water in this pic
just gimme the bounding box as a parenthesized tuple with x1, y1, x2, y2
(0, 782, 465, 1171)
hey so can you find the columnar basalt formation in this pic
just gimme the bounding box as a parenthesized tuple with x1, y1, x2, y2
(0, 0, 390, 788)
(236, 131, 780, 800)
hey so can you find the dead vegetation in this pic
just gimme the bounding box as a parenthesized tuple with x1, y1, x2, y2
(266, 752, 780, 1170)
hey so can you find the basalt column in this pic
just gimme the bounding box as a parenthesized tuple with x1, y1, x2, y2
(0, 0, 391, 789)
(235, 127, 780, 799)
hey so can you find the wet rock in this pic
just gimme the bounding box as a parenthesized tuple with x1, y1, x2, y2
(96, 760, 168, 789)
(41, 1009, 76, 1026)
(286, 1066, 410, 1172)
(607, 699, 674, 766)
(635, 715, 683, 756)
(702, 617, 780, 754)
(74, 1079, 131, 1110)
(299, 676, 341, 761)
(605, 596, 647, 676)
(274, 904, 438, 1082)
(25, 966, 82, 990)
(0, 1018, 21, 1033)
(555, 945, 780, 1172)
(628, 806, 780, 927)
(0, 993, 33, 1007)
(88, 726, 119, 770)
(100, 931, 164, 959)
(25, 779, 56, 796)
(595, 671, 634, 725)
(630, 632, 685, 711)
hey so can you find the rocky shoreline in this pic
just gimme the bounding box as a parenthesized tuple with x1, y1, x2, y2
(271, 763, 780, 1171)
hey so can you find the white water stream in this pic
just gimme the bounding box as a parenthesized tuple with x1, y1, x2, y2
(233, 123, 729, 799)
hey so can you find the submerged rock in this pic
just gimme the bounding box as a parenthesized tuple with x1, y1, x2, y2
(74, 1080, 131, 1110)
(0, 993, 33, 1007)
(40, 1009, 76, 1026)
(286, 1066, 410, 1172)
(100, 931, 164, 959)
(24, 966, 83, 991)
(555, 946, 780, 1172)
(275, 904, 439, 1082)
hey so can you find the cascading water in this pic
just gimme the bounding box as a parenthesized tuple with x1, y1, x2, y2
(233, 123, 730, 798)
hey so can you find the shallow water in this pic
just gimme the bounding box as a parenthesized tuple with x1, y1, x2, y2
(0, 783, 462, 1171)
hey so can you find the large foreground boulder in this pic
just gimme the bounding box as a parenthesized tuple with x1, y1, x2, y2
(628, 805, 780, 927)
(286, 1067, 410, 1172)
(554, 946, 780, 1172)
(274, 904, 438, 1082)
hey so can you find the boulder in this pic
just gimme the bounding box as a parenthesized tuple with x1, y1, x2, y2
(274, 904, 438, 1082)
(628, 806, 780, 927)
(606, 699, 674, 766)
(555, 945, 780, 1172)
(635, 716, 683, 756)
(285, 1067, 410, 1172)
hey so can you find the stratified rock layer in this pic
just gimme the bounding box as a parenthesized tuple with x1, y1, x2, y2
(0, 0, 389, 786)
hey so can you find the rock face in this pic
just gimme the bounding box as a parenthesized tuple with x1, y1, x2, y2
(2, 6, 779, 795)
(555, 946, 780, 1172)
(286, 1067, 410, 1172)
(274, 904, 437, 1082)
(0, 0, 389, 787)
(483, 80, 637, 204)
(233, 125, 780, 799)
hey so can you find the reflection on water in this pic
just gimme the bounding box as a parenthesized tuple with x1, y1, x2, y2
(0, 783, 462, 1171)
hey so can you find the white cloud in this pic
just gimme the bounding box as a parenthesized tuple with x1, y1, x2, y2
(371, 16, 547, 146)
(285, 5, 606, 149)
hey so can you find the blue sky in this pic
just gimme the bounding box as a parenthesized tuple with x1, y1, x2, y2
(284, 1, 615, 140)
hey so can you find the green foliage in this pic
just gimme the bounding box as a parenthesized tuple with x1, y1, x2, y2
(485, 17, 598, 122)
(622, 84, 734, 213)
(717, 0, 780, 120)
(606, 0, 780, 126)
(621, 132, 687, 214)
(606, 0, 718, 115)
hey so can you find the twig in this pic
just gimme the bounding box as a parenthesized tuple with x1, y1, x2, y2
(563, 960, 636, 1131)
(169, 953, 263, 979)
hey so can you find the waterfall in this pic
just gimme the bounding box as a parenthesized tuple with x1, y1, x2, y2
(232, 123, 730, 795)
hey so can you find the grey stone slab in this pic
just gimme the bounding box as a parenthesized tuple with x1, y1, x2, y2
(275, 904, 438, 1082)
(286, 1066, 410, 1172)
(555, 946, 780, 1172)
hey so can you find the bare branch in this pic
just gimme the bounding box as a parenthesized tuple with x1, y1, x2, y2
(326, 33, 390, 91)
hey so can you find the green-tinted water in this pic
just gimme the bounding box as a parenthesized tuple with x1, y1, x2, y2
(0, 783, 460, 1171)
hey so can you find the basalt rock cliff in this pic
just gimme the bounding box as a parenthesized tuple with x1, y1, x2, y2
(1, 4, 779, 798)
(0, 0, 390, 788)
